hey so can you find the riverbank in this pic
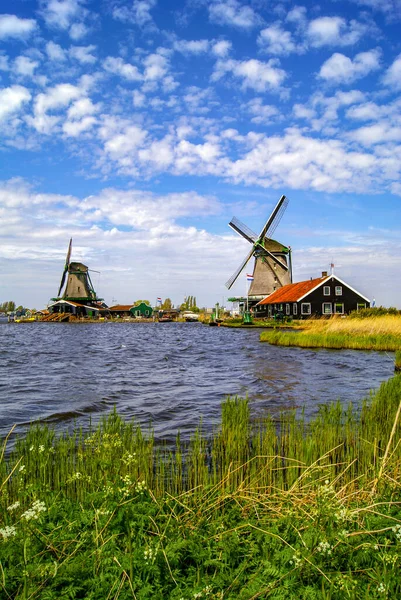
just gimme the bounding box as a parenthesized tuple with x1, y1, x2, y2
(260, 314, 401, 351)
(1, 375, 401, 598)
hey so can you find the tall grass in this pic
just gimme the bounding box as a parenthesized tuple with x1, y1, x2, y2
(260, 315, 401, 351)
(1, 378, 401, 598)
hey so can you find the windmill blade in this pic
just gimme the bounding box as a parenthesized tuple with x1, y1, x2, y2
(258, 195, 288, 241)
(57, 238, 72, 297)
(225, 246, 255, 289)
(228, 217, 258, 244)
(261, 249, 289, 271)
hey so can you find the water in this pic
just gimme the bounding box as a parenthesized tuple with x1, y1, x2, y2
(0, 322, 394, 441)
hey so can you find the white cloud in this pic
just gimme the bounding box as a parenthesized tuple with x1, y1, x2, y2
(46, 41, 67, 61)
(246, 98, 279, 124)
(382, 53, 401, 91)
(63, 115, 96, 136)
(104, 125, 148, 160)
(0, 54, 9, 71)
(209, 0, 261, 29)
(0, 14, 37, 40)
(173, 39, 210, 55)
(103, 56, 142, 81)
(112, 0, 157, 28)
(257, 24, 299, 55)
(211, 40, 232, 57)
(133, 90, 146, 107)
(349, 123, 401, 146)
(13, 56, 39, 78)
(0, 85, 31, 122)
(69, 22, 88, 40)
(212, 58, 287, 92)
(318, 49, 381, 83)
(143, 52, 169, 81)
(307, 16, 366, 47)
(69, 45, 97, 64)
(40, 0, 85, 30)
(28, 83, 82, 134)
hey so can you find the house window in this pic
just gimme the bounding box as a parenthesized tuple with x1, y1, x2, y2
(286, 304, 290, 315)
(268, 306, 272, 317)
(279, 304, 284, 312)
(301, 303, 311, 315)
(323, 286, 330, 296)
(335, 286, 343, 296)
(334, 303, 344, 314)
(357, 303, 366, 311)
(293, 303, 298, 315)
(323, 303, 332, 315)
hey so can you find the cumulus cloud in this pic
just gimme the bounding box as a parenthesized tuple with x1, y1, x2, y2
(69, 45, 97, 64)
(307, 16, 367, 47)
(0, 85, 31, 122)
(382, 53, 401, 90)
(27, 83, 83, 134)
(173, 39, 210, 55)
(257, 24, 299, 55)
(318, 49, 381, 83)
(40, 0, 85, 29)
(212, 58, 287, 92)
(211, 40, 232, 57)
(46, 41, 67, 61)
(103, 56, 142, 81)
(0, 14, 37, 40)
(112, 0, 157, 28)
(208, 0, 261, 29)
(13, 56, 39, 78)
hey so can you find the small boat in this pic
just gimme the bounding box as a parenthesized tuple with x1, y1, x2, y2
(182, 311, 199, 322)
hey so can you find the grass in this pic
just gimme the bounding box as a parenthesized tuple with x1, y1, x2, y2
(396, 350, 401, 373)
(1, 375, 401, 598)
(260, 315, 401, 351)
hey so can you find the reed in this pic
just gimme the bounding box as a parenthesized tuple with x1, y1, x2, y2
(1, 377, 401, 598)
(396, 350, 401, 372)
(260, 315, 401, 351)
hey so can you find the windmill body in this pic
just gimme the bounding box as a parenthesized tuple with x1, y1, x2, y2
(226, 195, 292, 306)
(49, 240, 104, 318)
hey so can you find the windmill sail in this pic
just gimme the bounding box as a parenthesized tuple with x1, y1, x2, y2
(226, 195, 292, 298)
(57, 238, 72, 297)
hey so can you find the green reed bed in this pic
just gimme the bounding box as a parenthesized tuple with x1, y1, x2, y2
(396, 350, 401, 372)
(1, 377, 401, 599)
(260, 329, 401, 352)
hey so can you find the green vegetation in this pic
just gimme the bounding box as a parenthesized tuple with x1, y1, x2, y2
(0, 301, 16, 313)
(2, 376, 401, 599)
(260, 315, 401, 351)
(180, 296, 199, 313)
(396, 350, 401, 373)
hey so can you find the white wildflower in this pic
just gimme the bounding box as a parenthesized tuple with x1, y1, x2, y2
(7, 501, 20, 511)
(377, 582, 386, 594)
(39, 445, 45, 453)
(19, 464, 26, 473)
(0, 526, 17, 539)
(316, 541, 333, 555)
(21, 500, 46, 521)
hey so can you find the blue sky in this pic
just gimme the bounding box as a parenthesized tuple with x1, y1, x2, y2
(1, 0, 401, 309)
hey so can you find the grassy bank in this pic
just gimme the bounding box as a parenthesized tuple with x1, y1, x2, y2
(1, 376, 401, 598)
(260, 315, 401, 351)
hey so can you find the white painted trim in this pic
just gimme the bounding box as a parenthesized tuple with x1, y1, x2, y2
(301, 302, 311, 315)
(322, 302, 332, 315)
(298, 275, 370, 303)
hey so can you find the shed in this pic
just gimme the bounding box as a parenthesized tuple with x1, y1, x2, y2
(255, 272, 370, 319)
(130, 302, 153, 318)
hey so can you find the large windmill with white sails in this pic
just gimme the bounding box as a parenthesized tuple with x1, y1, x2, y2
(226, 195, 292, 305)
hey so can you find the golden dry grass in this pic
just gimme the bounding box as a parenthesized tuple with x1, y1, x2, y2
(300, 315, 401, 337)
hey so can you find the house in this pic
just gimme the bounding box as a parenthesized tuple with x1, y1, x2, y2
(108, 303, 153, 318)
(254, 272, 370, 319)
(48, 299, 100, 318)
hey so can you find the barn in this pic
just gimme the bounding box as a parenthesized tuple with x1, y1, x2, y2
(254, 272, 370, 319)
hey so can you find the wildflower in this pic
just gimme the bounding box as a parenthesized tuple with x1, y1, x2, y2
(21, 500, 46, 521)
(29, 445, 34, 452)
(316, 541, 333, 556)
(144, 546, 157, 563)
(39, 445, 45, 453)
(0, 526, 17, 540)
(377, 582, 386, 594)
(7, 501, 20, 511)
(135, 480, 147, 493)
(19, 464, 26, 473)
(290, 554, 302, 567)
(392, 524, 401, 542)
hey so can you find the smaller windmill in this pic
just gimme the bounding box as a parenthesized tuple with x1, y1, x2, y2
(55, 239, 102, 304)
(226, 195, 292, 303)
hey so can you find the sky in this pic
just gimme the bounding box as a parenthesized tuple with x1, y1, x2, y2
(0, 0, 401, 310)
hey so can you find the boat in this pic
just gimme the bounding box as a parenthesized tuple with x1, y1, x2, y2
(182, 311, 199, 322)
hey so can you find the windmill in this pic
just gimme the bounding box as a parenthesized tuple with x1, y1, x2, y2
(226, 195, 292, 304)
(55, 239, 101, 304)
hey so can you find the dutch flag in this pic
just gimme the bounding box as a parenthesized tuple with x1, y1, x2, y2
(157, 297, 162, 303)
(246, 274, 254, 281)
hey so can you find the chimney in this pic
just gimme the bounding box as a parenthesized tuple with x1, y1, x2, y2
(322, 271, 328, 278)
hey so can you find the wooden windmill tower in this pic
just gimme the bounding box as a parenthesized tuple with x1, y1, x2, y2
(226, 195, 292, 304)
(56, 239, 101, 304)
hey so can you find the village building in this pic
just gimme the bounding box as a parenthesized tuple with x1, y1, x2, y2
(254, 272, 370, 319)
(108, 302, 153, 318)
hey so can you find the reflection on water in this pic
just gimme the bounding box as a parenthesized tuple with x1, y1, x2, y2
(0, 322, 394, 439)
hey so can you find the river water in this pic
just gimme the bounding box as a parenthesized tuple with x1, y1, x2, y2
(0, 322, 394, 441)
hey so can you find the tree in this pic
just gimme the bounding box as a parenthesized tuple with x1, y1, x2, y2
(161, 298, 172, 310)
(133, 300, 150, 306)
(180, 295, 198, 311)
(0, 301, 16, 313)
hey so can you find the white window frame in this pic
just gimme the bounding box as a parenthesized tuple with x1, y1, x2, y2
(357, 303, 366, 311)
(323, 286, 331, 296)
(335, 286, 343, 296)
(286, 304, 290, 315)
(268, 305, 272, 317)
(322, 302, 332, 315)
(293, 303, 298, 315)
(301, 303, 311, 315)
(334, 303, 344, 314)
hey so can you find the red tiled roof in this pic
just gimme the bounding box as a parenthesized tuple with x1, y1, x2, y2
(257, 276, 330, 305)
(108, 305, 134, 311)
